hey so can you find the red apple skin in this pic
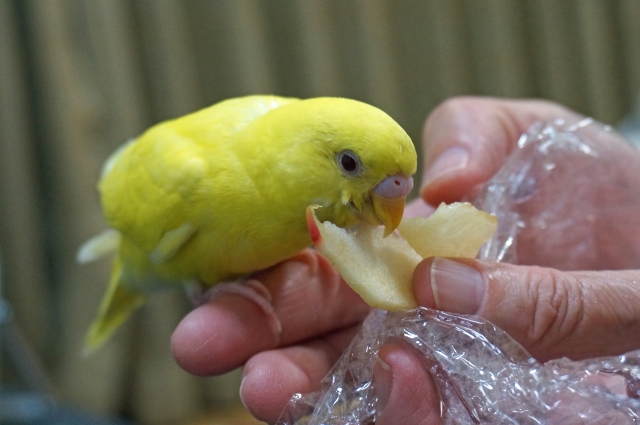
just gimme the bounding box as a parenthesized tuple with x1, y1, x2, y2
(306, 206, 322, 246)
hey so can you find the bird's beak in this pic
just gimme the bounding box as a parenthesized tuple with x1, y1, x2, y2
(371, 174, 414, 237)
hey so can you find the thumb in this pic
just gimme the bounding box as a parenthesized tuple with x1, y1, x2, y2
(413, 257, 640, 362)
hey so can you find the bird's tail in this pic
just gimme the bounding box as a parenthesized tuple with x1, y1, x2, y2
(83, 256, 146, 355)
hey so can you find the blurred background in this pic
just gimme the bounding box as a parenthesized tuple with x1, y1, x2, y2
(1, 0, 640, 424)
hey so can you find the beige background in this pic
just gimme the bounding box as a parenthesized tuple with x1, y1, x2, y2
(1, 0, 639, 423)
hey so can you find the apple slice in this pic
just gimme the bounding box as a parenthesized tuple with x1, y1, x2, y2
(306, 202, 497, 312)
(307, 206, 420, 310)
(398, 202, 498, 259)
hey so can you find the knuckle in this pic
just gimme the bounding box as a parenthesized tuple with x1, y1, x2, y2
(524, 268, 585, 353)
(423, 96, 481, 132)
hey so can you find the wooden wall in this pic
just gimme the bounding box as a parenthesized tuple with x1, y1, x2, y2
(1, 0, 639, 423)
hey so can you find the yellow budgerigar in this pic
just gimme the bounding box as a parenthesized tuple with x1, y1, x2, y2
(79, 95, 417, 352)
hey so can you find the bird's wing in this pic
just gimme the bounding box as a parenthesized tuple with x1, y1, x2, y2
(99, 95, 299, 263)
(98, 126, 207, 260)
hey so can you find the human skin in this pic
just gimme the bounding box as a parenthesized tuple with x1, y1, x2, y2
(171, 97, 640, 424)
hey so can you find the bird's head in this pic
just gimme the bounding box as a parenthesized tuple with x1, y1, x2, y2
(262, 97, 417, 236)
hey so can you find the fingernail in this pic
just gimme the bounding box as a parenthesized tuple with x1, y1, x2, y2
(239, 376, 249, 410)
(430, 257, 484, 314)
(422, 146, 469, 186)
(373, 357, 392, 412)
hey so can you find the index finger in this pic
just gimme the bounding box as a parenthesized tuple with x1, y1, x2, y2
(171, 249, 370, 376)
(420, 97, 583, 205)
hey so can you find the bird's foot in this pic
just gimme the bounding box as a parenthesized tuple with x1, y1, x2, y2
(186, 280, 282, 334)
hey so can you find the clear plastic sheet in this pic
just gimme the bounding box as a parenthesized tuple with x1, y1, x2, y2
(276, 119, 640, 424)
(475, 118, 640, 271)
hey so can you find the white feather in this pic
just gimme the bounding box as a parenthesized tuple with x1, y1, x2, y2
(77, 229, 121, 263)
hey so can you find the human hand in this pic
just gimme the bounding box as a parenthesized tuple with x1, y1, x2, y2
(376, 97, 640, 423)
(412, 97, 640, 360)
(171, 248, 371, 423)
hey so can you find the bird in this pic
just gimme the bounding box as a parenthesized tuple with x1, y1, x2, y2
(78, 95, 417, 353)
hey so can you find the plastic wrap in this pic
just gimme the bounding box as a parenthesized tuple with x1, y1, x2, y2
(276, 119, 640, 424)
(278, 309, 640, 425)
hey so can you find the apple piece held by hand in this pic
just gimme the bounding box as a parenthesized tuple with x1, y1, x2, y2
(398, 202, 497, 259)
(306, 202, 497, 311)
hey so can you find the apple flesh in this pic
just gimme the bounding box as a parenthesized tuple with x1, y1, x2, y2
(306, 202, 497, 311)
(306, 206, 420, 310)
(398, 202, 498, 259)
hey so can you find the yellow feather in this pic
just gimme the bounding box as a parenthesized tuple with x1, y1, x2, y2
(84, 256, 145, 355)
(81, 95, 417, 351)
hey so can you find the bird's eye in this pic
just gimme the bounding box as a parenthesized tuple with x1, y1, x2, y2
(336, 150, 362, 176)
